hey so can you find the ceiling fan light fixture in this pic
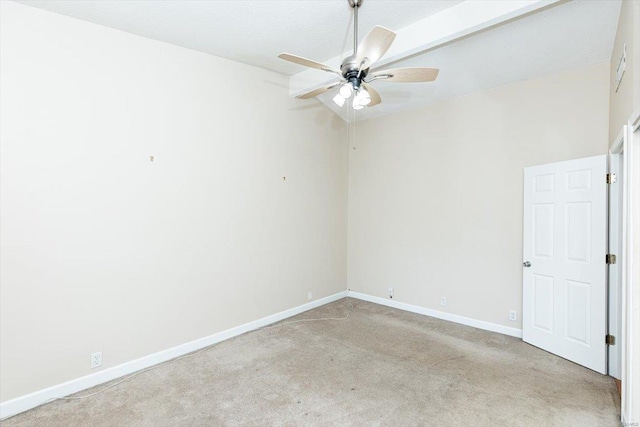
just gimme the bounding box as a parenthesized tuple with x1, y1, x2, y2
(332, 93, 346, 107)
(354, 88, 371, 106)
(339, 82, 354, 98)
(277, 0, 439, 109)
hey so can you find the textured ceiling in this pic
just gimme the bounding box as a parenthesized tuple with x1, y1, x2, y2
(16, 0, 622, 121)
(321, 0, 622, 121)
(17, 0, 462, 76)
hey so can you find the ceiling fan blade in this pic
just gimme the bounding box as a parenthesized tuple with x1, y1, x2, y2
(278, 53, 341, 75)
(296, 82, 341, 99)
(370, 67, 439, 83)
(355, 26, 396, 68)
(362, 83, 381, 107)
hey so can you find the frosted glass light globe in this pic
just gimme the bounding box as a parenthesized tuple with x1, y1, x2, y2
(339, 83, 354, 98)
(354, 88, 371, 106)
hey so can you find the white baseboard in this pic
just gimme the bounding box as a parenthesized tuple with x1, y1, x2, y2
(1, 290, 521, 419)
(0, 291, 348, 420)
(348, 291, 523, 338)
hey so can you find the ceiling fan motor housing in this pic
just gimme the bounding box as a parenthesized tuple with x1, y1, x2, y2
(341, 55, 368, 90)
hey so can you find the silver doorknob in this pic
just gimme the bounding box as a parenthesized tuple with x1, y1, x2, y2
(523, 261, 532, 268)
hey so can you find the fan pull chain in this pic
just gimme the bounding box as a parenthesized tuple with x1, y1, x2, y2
(351, 107, 357, 150)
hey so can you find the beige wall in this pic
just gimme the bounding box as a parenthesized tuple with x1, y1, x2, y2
(348, 63, 610, 329)
(0, 0, 624, 408)
(0, 2, 348, 401)
(609, 0, 640, 144)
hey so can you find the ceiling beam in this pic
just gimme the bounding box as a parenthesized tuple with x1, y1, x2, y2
(288, 0, 563, 99)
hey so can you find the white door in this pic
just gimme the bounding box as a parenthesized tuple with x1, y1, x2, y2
(523, 155, 607, 374)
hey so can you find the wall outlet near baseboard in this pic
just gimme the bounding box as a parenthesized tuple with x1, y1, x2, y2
(90, 351, 103, 369)
(440, 297, 447, 307)
(307, 291, 313, 301)
(509, 310, 517, 322)
(388, 287, 394, 298)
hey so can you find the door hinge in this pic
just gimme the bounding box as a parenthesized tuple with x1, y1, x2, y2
(606, 173, 617, 184)
(606, 254, 617, 264)
(606, 334, 616, 345)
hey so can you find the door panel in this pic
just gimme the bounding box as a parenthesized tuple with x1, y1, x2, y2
(566, 279, 590, 345)
(533, 204, 554, 258)
(523, 155, 607, 374)
(566, 202, 591, 262)
(533, 274, 554, 333)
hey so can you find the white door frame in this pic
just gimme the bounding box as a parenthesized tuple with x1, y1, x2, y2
(621, 112, 640, 426)
(608, 130, 624, 380)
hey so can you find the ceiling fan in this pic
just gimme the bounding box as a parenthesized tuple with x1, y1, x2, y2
(278, 0, 439, 110)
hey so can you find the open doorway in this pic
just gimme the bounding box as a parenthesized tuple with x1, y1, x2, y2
(611, 117, 640, 426)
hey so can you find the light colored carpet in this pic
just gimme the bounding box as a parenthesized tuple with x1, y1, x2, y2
(2, 298, 620, 426)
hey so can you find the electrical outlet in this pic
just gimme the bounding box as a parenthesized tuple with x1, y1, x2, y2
(307, 291, 313, 301)
(90, 351, 103, 369)
(509, 310, 517, 321)
(388, 287, 394, 299)
(440, 297, 447, 307)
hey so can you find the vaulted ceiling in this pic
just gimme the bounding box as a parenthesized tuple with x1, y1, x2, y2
(18, 0, 621, 122)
